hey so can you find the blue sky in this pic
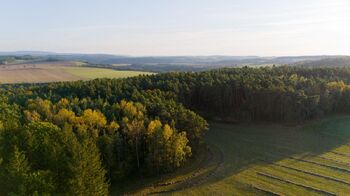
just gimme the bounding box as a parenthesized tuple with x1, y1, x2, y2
(1, 0, 350, 56)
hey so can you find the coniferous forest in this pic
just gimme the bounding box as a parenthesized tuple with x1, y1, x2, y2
(2, 66, 350, 194)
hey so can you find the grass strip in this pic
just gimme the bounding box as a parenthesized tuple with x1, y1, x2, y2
(317, 156, 350, 167)
(288, 157, 350, 173)
(264, 160, 350, 185)
(330, 151, 350, 158)
(257, 172, 336, 196)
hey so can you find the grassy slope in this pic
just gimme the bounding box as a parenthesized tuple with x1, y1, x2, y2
(124, 116, 350, 195)
(63, 67, 154, 79)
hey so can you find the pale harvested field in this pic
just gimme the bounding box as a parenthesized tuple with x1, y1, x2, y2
(0, 61, 152, 84)
(0, 68, 83, 83)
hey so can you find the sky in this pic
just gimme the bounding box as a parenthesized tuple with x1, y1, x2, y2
(1, 0, 350, 56)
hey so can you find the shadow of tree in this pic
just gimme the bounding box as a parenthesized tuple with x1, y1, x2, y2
(189, 116, 350, 192)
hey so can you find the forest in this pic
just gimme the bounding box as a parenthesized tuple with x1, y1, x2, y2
(2, 66, 350, 195)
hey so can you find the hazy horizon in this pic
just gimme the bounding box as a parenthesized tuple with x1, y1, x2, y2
(1, 50, 349, 58)
(1, 0, 350, 56)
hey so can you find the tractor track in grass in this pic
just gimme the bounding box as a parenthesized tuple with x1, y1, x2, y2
(154, 146, 214, 188)
(250, 184, 281, 196)
(148, 143, 225, 194)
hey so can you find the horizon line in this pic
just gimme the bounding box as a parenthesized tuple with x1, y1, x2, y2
(0, 51, 349, 58)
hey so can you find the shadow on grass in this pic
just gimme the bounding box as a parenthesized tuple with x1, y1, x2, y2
(112, 116, 350, 195)
(195, 115, 350, 189)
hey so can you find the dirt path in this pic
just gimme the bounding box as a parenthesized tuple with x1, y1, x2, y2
(147, 143, 225, 194)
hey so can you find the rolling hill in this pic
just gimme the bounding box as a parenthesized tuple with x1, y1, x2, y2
(295, 56, 350, 67)
(2, 52, 350, 72)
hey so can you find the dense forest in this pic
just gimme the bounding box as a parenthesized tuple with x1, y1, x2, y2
(2, 66, 350, 194)
(295, 56, 350, 68)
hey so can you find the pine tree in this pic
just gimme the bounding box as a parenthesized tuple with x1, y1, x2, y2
(69, 136, 109, 196)
(0, 146, 54, 195)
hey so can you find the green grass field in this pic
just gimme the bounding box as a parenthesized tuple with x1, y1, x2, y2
(121, 116, 350, 195)
(62, 67, 153, 79)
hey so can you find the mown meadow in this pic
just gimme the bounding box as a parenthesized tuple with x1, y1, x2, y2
(113, 66, 350, 195)
(136, 116, 350, 195)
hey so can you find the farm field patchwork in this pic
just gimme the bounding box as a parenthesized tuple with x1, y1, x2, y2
(0, 61, 153, 84)
(123, 116, 350, 195)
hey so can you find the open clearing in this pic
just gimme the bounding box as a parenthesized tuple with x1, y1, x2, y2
(120, 116, 350, 195)
(0, 61, 153, 84)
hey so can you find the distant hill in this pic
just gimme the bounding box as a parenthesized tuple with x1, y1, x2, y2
(52, 55, 340, 66)
(0, 51, 57, 56)
(1, 51, 350, 72)
(294, 56, 350, 67)
(0, 51, 339, 65)
(0, 55, 44, 65)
